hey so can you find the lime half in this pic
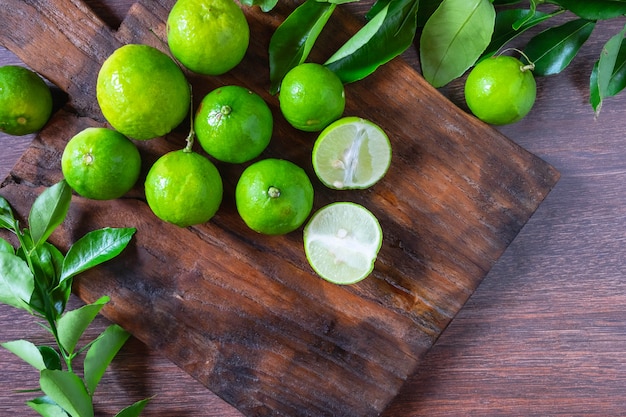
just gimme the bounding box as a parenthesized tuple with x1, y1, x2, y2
(303, 202, 382, 285)
(312, 116, 391, 190)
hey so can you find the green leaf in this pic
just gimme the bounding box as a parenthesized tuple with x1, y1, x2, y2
(606, 39, 626, 96)
(416, 0, 443, 26)
(0, 195, 16, 231)
(2, 339, 48, 370)
(84, 324, 130, 395)
(57, 296, 109, 355)
(29, 180, 72, 249)
(40, 369, 94, 417)
(239, 0, 278, 12)
(268, 0, 336, 94)
(524, 18, 595, 76)
(420, 0, 496, 87)
(325, 0, 420, 83)
(24, 242, 65, 319)
(590, 24, 626, 114)
(480, 8, 553, 61)
(0, 237, 14, 254)
(0, 252, 35, 311)
(27, 396, 70, 417)
(60, 227, 136, 284)
(550, 0, 626, 20)
(114, 398, 152, 417)
(39, 346, 63, 371)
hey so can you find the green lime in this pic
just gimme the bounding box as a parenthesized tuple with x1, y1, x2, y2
(303, 202, 382, 285)
(464, 55, 536, 125)
(312, 117, 391, 190)
(61, 127, 141, 200)
(96, 44, 191, 140)
(167, 0, 250, 75)
(0, 65, 53, 136)
(279, 63, 345, 132)
(235, 158, 314, 235)
(145, 149, 223, 227)
(194, 85, 273, 163)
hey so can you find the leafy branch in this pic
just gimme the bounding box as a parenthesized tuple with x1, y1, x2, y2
(260, 0, 626, 117)
(0, 180, 149, 417)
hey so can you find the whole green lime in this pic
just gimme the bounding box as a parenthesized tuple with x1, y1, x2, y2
(0, 65, 53, 136)
(167, 0, 250, 75)
(194, 85, 273, 163)
(235, 158, 314, 235)
(96, 44, 191, 140)
(145, 149, 223, 227)
(61, 127, 141, 200)
(464, 55, 536, 125)
(279, 63, 345, 132)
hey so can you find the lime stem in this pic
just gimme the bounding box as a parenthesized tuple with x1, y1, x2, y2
(221, 105, 232, 116)
(184, 86, 195, 153)
(268, 186, 281, 198)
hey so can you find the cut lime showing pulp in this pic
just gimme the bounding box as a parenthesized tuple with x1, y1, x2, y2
(312, 117, 391, 190)
(303, 202, 382, 285)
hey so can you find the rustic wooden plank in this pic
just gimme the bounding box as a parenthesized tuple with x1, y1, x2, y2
(0, 0, 559, 416)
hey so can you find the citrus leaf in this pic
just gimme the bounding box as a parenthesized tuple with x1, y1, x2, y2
(0, 237, 13, 254)
(2, 340, 48, 370)
(27, 396, 69, 417)
(40, 369, 94, 417)
(114, 397, 152, 417)
(0, 195, 16, 230)
(590, 24, 626, 114)
(268, 0, 336, 94)
(57, 296, 109, 355)
(84, 324, 130, 395)
(420, 0, 496, 87)
(480, 8, 553, 61)
(524, 18, 595, 76)
(60, 227, 135, 284)
(325, 0, 419, 84)
(29, 180, 71, 249)
(550, 0, 626, 20)
(239, 0, 278, 12)
(0, 252, 34, 312)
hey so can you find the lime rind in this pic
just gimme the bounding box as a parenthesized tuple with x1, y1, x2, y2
(303, 202, 382, 285)
(312, 117, 391, 190)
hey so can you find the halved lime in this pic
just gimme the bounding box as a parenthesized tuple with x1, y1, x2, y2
(303, 202, 382, 285)
(312, 116, 391, 190)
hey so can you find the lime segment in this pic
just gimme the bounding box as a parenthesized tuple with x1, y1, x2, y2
(312, 117, 391, 190)
(303, 202, 382, 285)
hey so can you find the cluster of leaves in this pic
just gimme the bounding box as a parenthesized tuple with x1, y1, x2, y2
(0, 180, 148, 417)
(243, 0, 626, 116)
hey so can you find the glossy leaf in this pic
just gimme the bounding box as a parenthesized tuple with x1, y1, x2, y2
(57, 296, 109, 355)
(240, 0, 278, 12)
(40, 369, 94, 417)
(0, 237, 13, 254)
(0, 195, 16, 230)
(27, 396, 69, 417)
(39, 346, 63, 371)
(0, 252, 34, 311)
(2, 339, 48, 370)
(269, 0, 336, 94)
(60, 227, 136, 284)
(84, 324, 130, 395)
(524, 18, 595, 76)
(29, 180, 71, 249)
(325, 0, 419, 83)
(550, 0, 626, 20)
(590, 24, 626, 114)
(420, 0, 496, 87)
(480, 8, 554, 61)
(114, 398, 152, 417)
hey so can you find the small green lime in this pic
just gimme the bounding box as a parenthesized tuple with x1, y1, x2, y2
(167, 0, 250, 75)
(464, 55, 536, 125)
(96, 44, 191, 140)
(194, 85, 273, 163)
(304, 202, 382, 285)
(145, 149, 223, 227)
(0, 65, 53, 136)
(312, 117, 391, 190)
(235, 158, 314, 235)
(279, 63, 345, 132)
(61, 127, 141, 200)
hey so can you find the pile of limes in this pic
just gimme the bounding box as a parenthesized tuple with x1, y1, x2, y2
(2, 0, 396, 285)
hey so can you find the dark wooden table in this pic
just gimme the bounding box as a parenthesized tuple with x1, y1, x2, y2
(2, 1, 626, 416)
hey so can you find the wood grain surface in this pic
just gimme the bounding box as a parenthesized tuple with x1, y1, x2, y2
(1, 1, 624, 417)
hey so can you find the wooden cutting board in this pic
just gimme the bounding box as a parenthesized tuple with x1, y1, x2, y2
(0, 0, 560, 415)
